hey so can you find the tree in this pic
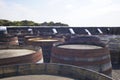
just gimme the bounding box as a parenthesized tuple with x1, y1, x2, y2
(12, 21, 21, 26)
(40, 22, 48, 26)
(0, 19, 69, 26)
(0, 19, 12, 26)
(20, 20, 39, 26)
(40, 21, 69, 26)
(55, 22, 68, 26)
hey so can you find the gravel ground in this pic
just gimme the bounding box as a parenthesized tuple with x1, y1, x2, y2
(112, 70, 120, 80)
(112, 65, 120, 80)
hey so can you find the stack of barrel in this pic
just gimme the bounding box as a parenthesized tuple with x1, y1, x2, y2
(0, 34, 19, 45)
(51, 36, 112, 76)
(0, 27, 44, 66)
(0, 27, 19, 45)
(26, 36, 64, 63)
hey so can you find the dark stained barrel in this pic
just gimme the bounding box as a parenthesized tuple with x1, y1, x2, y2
(96, 35, 120, 65)
(108, 37, 120, 65)
(0, 63, 113, 80)
(51, 43, 112, 76)
(27, 37, 64, 63)
(0, 45, 43, 66)
(69, 35, 101, 43)
(68, 35, 106, 47)
(94, 35, 120, 65)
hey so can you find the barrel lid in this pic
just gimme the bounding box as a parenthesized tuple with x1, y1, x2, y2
(0, 75, 74, 80)
(28, 38, 59, 42)
(0, 45, 41, 51)
(57, 44, 103, 50)
(0, 49, 35, 59)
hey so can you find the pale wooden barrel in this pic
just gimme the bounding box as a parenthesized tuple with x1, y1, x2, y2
(0, 75, 74, 80)
(0, 45, 43, 66)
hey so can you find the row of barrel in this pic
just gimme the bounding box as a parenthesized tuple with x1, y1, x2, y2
(0, 33, 112, 76)
(3, 35, 120, 65)
(7, 27, 120, 35)
(0, 33, 119, 65)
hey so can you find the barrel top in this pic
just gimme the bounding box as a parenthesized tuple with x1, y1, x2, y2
(1, 75, 74, 80)
(28, 38, 58, 42)
(24, 36, 35, 38)
(0, 49, 35, 59)
(58, 44, 103, 50)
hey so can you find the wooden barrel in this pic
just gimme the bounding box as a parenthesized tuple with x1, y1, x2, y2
(95, 35, 120, 65)
(27, 37, 64, 63)
(0, 63, 113, 80)
(24, 35, 37, 44)
(0, 45, 43, 66)
(108, 38, 120, 65)
(68, 35, 106, 47)
(0, 35, 19, 45)
(69, 35, 101, 43)
(51, 43, 112, 76)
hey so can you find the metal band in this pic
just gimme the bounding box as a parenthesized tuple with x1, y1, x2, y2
(52, 54, 110, 62)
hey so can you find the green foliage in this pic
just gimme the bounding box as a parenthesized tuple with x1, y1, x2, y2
(40, 21, 68, 26)
(0, 19, 12, 26)
(12, 20, 40, 26)
(0, 19, 69, 26)
(12, 21, 21, 26)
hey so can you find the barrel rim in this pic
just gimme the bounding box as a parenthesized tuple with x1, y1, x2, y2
(0, 45, 42, 51)
(0, 52, 42, 65)
(0, 34, 17, 38)
(0, 50, 41, 60)
(28, 37, 60, 43)
(53, 42, 109, 51)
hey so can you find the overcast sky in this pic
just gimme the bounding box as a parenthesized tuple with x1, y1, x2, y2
(0, 0, 120, 27)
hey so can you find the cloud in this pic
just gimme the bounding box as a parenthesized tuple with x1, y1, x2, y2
(91, 0, 112, 5)
(0, 0, 6, 8)
(65, 4, 74, 9)
(0, 0, 120, 26)
(0, 0, 40, 21)
(61, 0, 120, 26)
